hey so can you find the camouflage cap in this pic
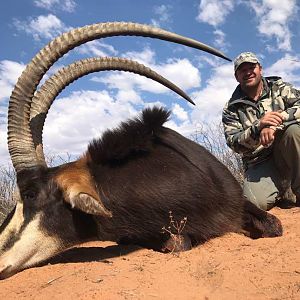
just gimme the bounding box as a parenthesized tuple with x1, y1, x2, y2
(234, 52, 260, 72)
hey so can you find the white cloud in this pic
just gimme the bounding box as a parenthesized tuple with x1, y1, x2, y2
(1, 89, 142, 165)
(0, 60, 25, 102)
(157, 63, 237, 137)
(196, 0, 235, 27)
(151, 4, 172, 28)
(92, 58, 200, 96)
(155, 58, 201, 90)
(0, 53, 200, 165)
(190, 63, 236, 125)
(0, 60, 24, 164)
(172, 103, 189, 122)
(196, 0, 298, 52)
(0, 106, 9, 165)
(0, 87, 145, 165)
(115, 89, 143, 105)
(42, 90, 140, 156)
(122, 47, 156, 65)
(213, 29, 230, 51)
(0, 122, 9, 165)
(41, 89, 197, 163)
(76, 40, 118, 57)
(0, 106, 7, 117)
(196, 55, 223, 69)
(0, 61, 230, 165)
(92, 48, 201, 97)
(13, 14, 72, 41)
(264, 54, 300, 87)
(247, 0, 298, 51)
(34, 0, 76, 12)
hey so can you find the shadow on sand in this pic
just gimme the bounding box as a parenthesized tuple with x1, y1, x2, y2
(43, 243, 142, 266)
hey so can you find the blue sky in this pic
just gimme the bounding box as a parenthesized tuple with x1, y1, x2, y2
(1, 0, 300, 165)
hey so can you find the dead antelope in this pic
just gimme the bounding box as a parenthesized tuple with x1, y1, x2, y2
(0, 22, 282, 279)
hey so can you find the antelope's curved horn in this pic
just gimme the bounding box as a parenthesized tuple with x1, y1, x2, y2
(8, 22, 231, 173)
(30, 57, 195, 165)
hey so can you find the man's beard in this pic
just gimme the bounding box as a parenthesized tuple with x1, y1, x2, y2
(242, 75, 261, 89)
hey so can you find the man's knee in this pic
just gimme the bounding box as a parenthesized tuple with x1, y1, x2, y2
(274, 124, 300, 156)
(243, 181, 277, 211)
(281, 124, 300, 140)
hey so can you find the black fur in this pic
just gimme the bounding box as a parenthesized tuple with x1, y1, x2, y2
(12, 107, 282, 255)
(88, 107, 170, 164)
(84, 107, 282, 249)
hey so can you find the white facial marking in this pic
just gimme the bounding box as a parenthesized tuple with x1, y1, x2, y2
(0, 201, 24, 255)
(0, 213, 62, 278)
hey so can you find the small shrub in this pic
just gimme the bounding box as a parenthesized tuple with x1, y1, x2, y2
(162, 210, 189, 254)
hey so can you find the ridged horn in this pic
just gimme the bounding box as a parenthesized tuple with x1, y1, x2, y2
(8, 22, 231, 173)
(30, 57, 195, 165)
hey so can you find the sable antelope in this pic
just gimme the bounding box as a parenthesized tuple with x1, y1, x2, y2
(0, 22, 282, 279)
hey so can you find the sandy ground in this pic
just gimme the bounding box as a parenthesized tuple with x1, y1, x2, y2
(0, 207, 299, 300)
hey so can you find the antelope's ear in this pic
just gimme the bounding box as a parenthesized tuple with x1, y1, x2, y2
(55, 158, 112, 217)
(67, 192, 112, 217)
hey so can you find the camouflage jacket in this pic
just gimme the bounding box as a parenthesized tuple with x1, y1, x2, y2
(222, 76, 300, 167)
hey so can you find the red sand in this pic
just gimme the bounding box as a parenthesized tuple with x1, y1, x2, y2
(0, 207, 299, 299)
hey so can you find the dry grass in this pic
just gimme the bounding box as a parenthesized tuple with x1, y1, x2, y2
(0, 164, 16, 225)
(190, 121, 244, 183)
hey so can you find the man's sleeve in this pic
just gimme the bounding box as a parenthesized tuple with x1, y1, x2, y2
(222, 102, 261, 154)
(280, 84, 300, 127)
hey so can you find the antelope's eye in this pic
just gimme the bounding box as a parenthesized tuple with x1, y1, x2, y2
(23, 190, 36, 202)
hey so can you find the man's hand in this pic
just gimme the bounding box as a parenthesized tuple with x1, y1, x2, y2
(258, 111, 283, 130)
(259, 127, 276, 147)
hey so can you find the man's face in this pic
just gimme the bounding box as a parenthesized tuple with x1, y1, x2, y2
(235, 62, 262, 89)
